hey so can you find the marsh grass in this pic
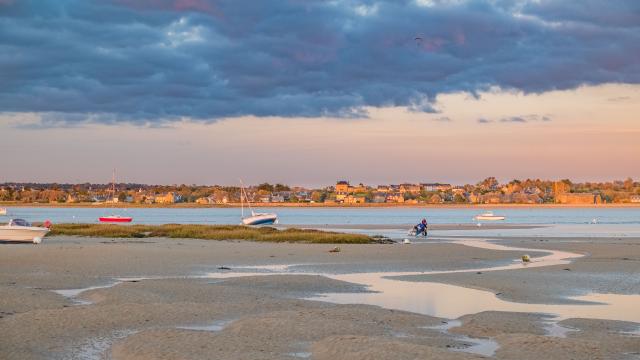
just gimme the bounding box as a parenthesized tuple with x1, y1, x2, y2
(47, 223, 373, 244)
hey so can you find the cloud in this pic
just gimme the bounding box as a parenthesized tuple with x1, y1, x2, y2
(480, 114, 553, 124)
(607, 96, 631, 102)
(433, 116, 452, 122)
(500, 116, 527, 123)
(0, 0, 638, 126)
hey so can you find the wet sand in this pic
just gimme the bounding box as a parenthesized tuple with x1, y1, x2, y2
(1, 235, 639, 359)
(279, 223, 546, 231)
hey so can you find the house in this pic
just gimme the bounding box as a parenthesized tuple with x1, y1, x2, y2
(258, 195, 271, 203)
(421, 183, 452, 192)
(353, 183, 368, 193)
(386, 192, 405, 203)
(295, 191, 312, 202)
(344, 194, 366, 204)
(481, 193, 502, 204)
(156, 192, 177, 204)
(630, 195, 640, 203)
(372, 192, 387, 203)
(399, 184, 421, 194)
(196, 196, 214, 205)
(335, 181, 350, 194)
(556, 193, 602, 204)
(271, 194, 285, 203)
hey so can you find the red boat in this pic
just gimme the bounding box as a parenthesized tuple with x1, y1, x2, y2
(98, 169, 133, 223)
(99, 215, 133, 223)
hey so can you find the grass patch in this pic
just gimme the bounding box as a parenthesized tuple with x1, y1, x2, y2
(47, 223, 373, 244)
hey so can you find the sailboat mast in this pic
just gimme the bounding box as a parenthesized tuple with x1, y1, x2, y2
(112, 168, 116, 205)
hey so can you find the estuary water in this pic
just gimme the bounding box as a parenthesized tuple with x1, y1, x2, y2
(2, 206, 639, 237)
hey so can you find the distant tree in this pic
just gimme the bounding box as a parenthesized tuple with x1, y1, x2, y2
(624, 177, 633, 191)
(257, 183, 274, 192)
(274, 183, 290, 192)
(453, 194, 467, 203)
(311, 191, 326, 203)
(118, 192, 127, 202)
(477, 177, 499, 191)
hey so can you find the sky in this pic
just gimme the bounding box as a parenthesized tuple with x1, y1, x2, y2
(0, 0, 638, 186)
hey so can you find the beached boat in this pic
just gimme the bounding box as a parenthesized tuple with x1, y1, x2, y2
(240, 181, 278, 225)
(474, 211, 505, 221)
(99, 169, 133, 223)
(0, 219, 50, 243)
(0, 208, 7, 216)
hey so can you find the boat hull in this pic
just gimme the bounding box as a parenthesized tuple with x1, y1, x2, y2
(241, 213, 278, 225)
(475, 216, 505, 221)
(99, 217, 133, 223)
(0, 226, 49, 243)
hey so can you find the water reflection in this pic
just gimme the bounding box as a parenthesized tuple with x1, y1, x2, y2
(205, 238, 639, 323)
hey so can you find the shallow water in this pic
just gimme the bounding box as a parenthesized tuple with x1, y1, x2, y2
(204, 238, 640, 323)
(53, 282, 122, 305)
(426, 320, 500, 357)
(50, 235, 640, 326)
(70, 330, 137, 360)
(176, 319, 232, 332)
(5, 206, 640, 227)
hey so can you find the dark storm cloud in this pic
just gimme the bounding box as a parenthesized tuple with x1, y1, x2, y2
(0, 0, 638, 125)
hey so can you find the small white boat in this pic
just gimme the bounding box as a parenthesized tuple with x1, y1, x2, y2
(474, 211, 505, 221)
(239, 180, 278, 225)
(0, 208, 7, 216)
(0, 219, 50, 244)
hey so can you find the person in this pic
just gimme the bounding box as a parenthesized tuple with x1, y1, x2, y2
(413, 218, 428, 236)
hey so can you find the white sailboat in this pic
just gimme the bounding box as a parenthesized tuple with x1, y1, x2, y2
(240, 181, 278, 225)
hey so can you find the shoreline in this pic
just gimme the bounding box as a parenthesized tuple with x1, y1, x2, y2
(2, 202, 639, 209)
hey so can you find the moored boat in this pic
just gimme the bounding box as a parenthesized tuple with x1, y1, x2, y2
(99, 169, 133, 223)
(241, 212, 278, 225)
(0, 208, 7, 216)
(99, 215, 133, 223)
(474, 211, 506, 221)
(239, 180, 278, 225)
(0, 219, 50, 244)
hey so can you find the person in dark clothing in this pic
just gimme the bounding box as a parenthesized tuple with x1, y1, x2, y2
(413, 218, 428, 236)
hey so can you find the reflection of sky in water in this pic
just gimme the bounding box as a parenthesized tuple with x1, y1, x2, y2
(307, 278, 640, 323)
(203, 239, 639, 323)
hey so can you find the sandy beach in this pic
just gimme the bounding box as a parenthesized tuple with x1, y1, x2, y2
(1, 233, 639, 359)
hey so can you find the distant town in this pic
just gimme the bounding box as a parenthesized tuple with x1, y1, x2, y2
(1, 177, 639, 206)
